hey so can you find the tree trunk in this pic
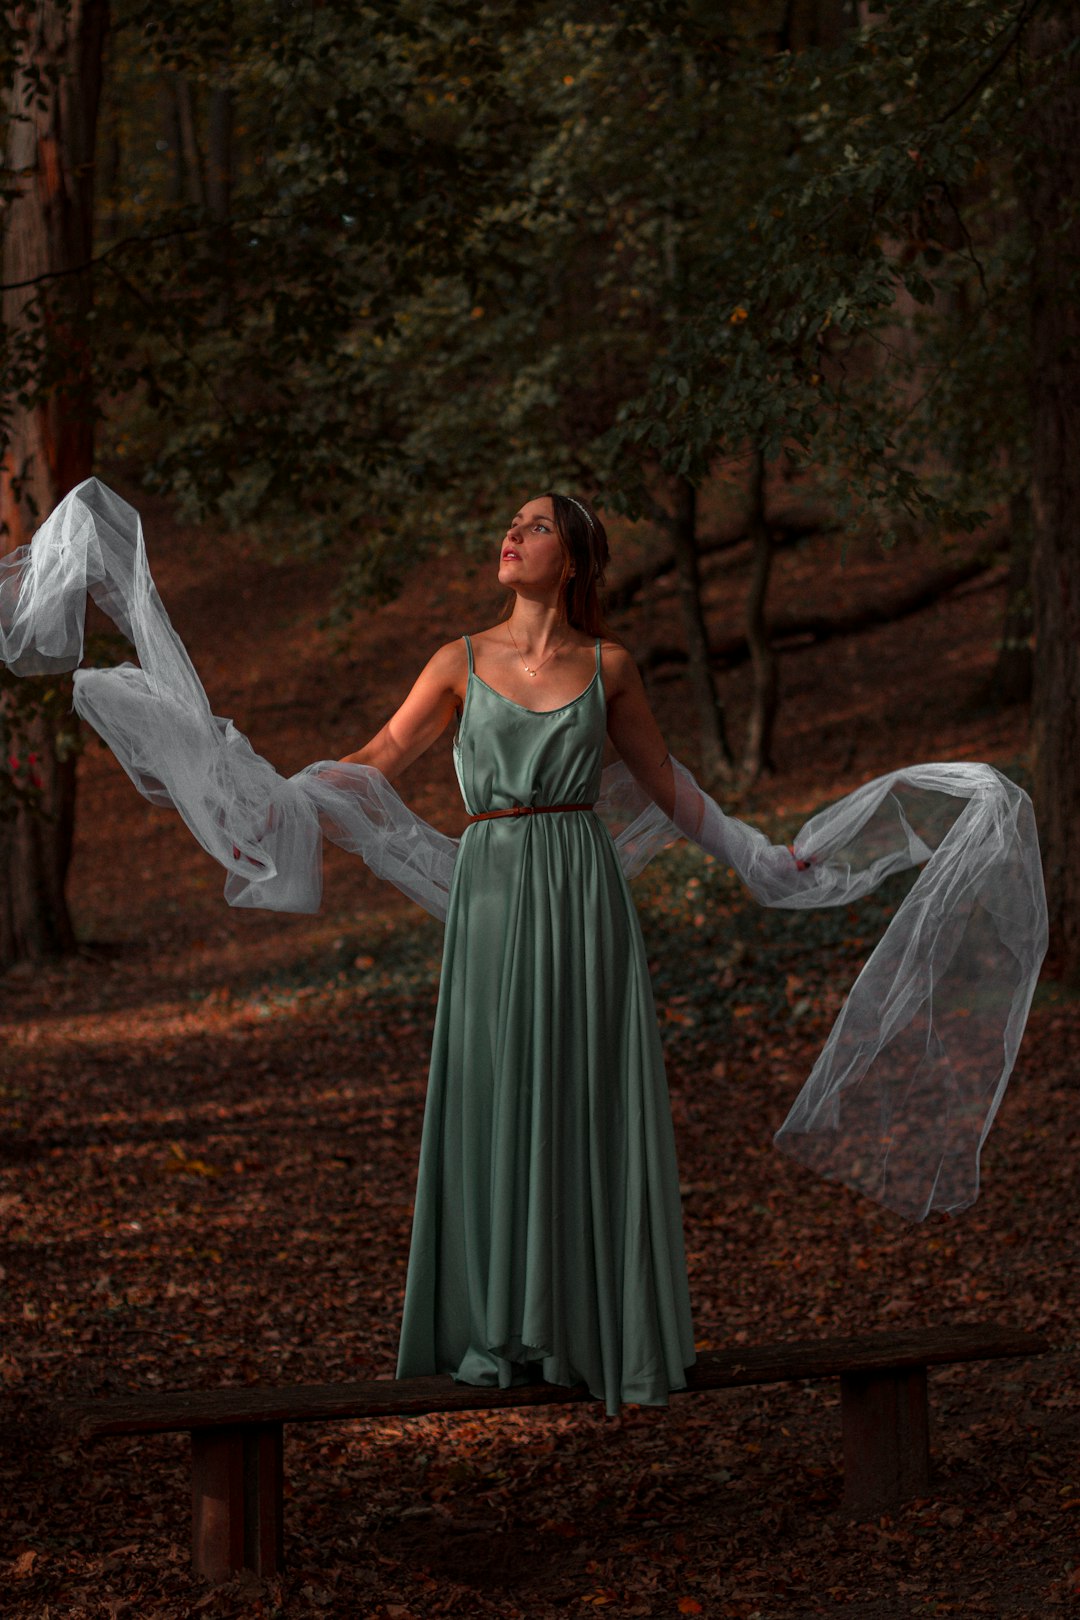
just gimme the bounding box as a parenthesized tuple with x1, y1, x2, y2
(206, 17, 233, 322)
(639, 550, 993, 676)
(739, 450, 779, 786)
(174, 74, 205, 208)
(97, 64, 121, 245)
(606, 508, 838, 616)
(987, 487, 1033, 708)
(1027, 2, 1080, 986)
(782, 0, 851, 51)
(667, 477, 733, 780)
(160, 74, 184, 205)
(0, 697, 79, 964)
(0, 0, 108, 967)
(207, 86, 232, 226)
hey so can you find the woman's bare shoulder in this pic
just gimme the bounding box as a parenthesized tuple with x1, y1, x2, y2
(419, 637, 469, 687)
(467, 624, 506, 649)
(599, 638, 639, 688)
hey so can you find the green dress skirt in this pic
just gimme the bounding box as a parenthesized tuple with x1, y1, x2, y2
(396, 636, 695, 1413)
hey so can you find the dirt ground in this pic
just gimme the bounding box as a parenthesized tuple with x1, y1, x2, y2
(1, 481, 1077, 1619)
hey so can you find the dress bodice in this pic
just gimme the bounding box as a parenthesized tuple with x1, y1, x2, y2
(453, 636, 606, 816)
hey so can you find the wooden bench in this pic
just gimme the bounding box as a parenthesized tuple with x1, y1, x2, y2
(70, 1322, 1047, 1583)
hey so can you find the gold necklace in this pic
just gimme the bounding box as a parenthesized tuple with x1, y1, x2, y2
(507, 622, 567, 677)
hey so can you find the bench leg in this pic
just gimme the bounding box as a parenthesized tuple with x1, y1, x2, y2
(192, 1423, 284, 1580)
(840, 1366, 930, 1515)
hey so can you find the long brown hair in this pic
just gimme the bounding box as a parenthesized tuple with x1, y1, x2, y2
(544, 492, 610, 635)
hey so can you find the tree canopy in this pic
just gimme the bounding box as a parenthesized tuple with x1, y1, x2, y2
(2, 1, 1035, 580)
(5, 0, 1077, 974)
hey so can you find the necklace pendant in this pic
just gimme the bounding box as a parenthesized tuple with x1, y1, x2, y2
(527, 668, 536, 677)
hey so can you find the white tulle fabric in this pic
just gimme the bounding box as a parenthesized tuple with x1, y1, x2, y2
(1, 480, 1047, 1220)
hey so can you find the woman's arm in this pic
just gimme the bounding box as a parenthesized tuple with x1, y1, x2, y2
(339, 639, 466, 783)
(604, 643, 814, 873)
(602, 644, 677, 818)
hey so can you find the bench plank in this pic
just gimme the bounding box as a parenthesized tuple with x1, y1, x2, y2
(72, 1323, 1047, 1439)
(67, 1322, 1049, 1580)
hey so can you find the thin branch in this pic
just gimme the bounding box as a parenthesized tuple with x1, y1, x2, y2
(802, 0, 1040, 246)
(938, 178, 989, 298)
(640, 553, 1000, 676)
(0, 208, 319, 294)
(932, 0, 1042, 127)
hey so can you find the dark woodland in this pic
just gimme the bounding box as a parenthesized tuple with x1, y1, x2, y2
(2, 4, 1079, 1617)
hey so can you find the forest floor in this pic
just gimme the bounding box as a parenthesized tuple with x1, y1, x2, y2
(1, 480, 1078, 1620)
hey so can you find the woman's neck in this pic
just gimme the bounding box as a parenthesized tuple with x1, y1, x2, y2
(506, 597, 568, 651)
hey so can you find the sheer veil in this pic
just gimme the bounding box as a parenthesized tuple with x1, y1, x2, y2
(0, 480, 1048, 1220)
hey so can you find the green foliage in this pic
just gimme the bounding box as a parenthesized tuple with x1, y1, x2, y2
(2, 1, 1042, 595)
(326, 0, 1035, 565)
(601, 1, 1035, 532)
(86, 2, 561, 553)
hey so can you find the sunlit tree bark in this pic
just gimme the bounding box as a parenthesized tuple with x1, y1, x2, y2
(1027, 0, 1080, 984)
(0, 0, 108, 966)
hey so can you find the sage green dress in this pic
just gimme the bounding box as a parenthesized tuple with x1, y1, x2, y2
(396, 636, 695, 1413)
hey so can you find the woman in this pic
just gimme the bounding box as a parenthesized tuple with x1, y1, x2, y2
(0, 479, 1047, 1386)
(338, 493, 696, 1412)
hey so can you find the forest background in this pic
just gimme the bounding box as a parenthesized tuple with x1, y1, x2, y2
(2, 3, 1080, 1618)
(2, 0, 1080, 976)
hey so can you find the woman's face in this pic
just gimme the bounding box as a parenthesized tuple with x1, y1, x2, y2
(499, 497, 565, 596)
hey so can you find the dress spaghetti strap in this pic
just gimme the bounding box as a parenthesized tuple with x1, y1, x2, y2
(463, 634, 474, 674)
(595, 638, 602, 674)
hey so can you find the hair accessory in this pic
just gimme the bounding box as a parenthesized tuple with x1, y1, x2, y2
(563, 495, 596, 532)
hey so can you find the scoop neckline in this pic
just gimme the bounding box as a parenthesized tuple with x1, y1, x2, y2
(468, 668, 601, 716)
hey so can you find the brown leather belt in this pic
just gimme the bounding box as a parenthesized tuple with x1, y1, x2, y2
(466, 801, 595, 824)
